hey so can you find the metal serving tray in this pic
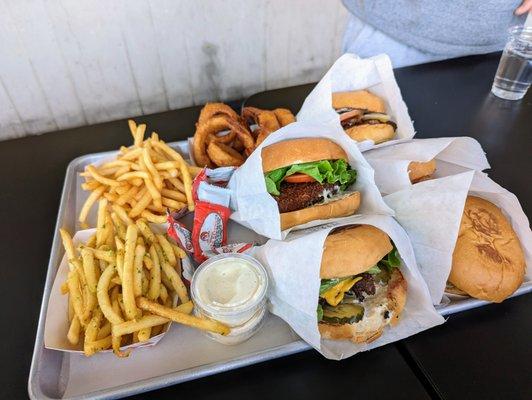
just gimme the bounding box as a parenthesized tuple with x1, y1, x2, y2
(28, 142, 532, 399)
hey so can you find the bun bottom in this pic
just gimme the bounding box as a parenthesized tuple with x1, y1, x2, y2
(319, 269, 407, 343)
(280, 191, 361, 231)
(344, 124, 395, 144)
(408, 160, 437, 183)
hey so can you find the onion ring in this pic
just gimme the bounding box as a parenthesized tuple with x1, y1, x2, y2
(206, 142, 245, 167)
(205, 130, 236, 145)
(198, 103, 239, 124)
(273, 108, 295, 126)
(242, 107, 280, 133)
(193, 115, 253, 167)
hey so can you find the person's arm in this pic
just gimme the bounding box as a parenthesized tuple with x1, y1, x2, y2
(515, 0, 532, 15)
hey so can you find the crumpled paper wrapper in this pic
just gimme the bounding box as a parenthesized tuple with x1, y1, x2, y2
(364, 137, 490, 195)
(254, 214, 444, 360)
(384, 171, 532, 304)
(44, 229, 173, 353)
(297, 53, 415, 152)
(228, 119, 393, 240)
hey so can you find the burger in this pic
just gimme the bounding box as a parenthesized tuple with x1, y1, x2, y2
(408, 159, 436, 183)
(262, 138, 360, 230)
(317, 225, 407, 343)
(332, 90, 396, 144)
(446, 196, 525, 302)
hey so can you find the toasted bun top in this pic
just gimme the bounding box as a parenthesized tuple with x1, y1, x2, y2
(449, 196, 526, 303)
(332, 90, 386, 113)
(320, 225, 393, 279)
(261, 138, 348, 173)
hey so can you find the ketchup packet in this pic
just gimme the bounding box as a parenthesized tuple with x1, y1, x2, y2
(167, 167, 251, 264)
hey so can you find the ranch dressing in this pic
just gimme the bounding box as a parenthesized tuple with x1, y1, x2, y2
(191, 254, 269, 344)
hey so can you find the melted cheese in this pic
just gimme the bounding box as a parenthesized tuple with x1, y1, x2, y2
(321, 277, 362, 306)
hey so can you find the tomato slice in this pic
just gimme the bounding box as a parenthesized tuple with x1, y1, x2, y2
(284, 173, 316, 183)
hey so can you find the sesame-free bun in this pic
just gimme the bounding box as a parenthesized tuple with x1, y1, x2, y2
(449, 196, 526, 303)
(320, 225, 393, 279)
(408, 159, 437, 183)
(319, 269, 407, 343)
(332, 90, 386, 113)
(261, 138, 348, 173)
(344, 124, 395, 144)
(280, 191, 361, 231)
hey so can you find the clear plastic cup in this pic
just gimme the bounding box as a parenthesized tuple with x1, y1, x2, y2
(190, 253, 269, 345)
(491, 26, 532, 100)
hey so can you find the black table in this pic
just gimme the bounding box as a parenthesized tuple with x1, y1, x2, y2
(1, 52, 529, 399)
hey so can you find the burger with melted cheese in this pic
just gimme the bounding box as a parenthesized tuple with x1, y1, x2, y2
(333, 90, 396, 144)
(318, 225, 407, 343)
(262, 138, 360, 230)
(446, 196, 525, 302)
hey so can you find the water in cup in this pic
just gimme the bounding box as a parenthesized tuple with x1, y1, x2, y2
(491, 26, 531, 100)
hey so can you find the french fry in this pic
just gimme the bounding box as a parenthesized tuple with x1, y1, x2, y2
(135, 124, 146, 147)
(67, 270, 86, 326)
(141, 210, 167, 224)
(82, 283, 97, 323)
(136, 219, 156, 244)
(110, 212, 127, 240)
(144, 177, 162, 208)
(97, 266, 124, 325)
(156, 234, 177, 267)
(160, 188, 187, 202)
(129, 190, 152, 218)
(116, 248, 124, 281)
(143, 145, 163, 190)
(112, 314, 169, 337)
(96, 199, 108, 246)
(120, 147, 143, 161)
(97, 321, 112, 340)
(81, 180, 101, 191)
(117, 171, 150, 181)
(81, 248, 99, 293)
(143, 254, 154, 270)
(85, 336, 112, 354)
(133, 244, 146, 297)
(84, 308, 103, 356)
(116, 185, 138, 206)
(122, 225, 138, 320)
(80, 184, 107, 225)
(128, 119, 137, 140)
(161, 197, 186, 210)
(159, 283, 168, 303)
(59, 229, 77, 261)
(155, 243, 188, 303)
(170, 241, 187, 259)
(111, 203, 134, 225)
(148, 245, 161, 300)
(137, 297, 228, 334)
(67, 316, 81, 345)
(86, 165, 121, 187)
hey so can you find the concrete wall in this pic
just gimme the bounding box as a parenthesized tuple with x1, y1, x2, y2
(0, 0, 348, 140)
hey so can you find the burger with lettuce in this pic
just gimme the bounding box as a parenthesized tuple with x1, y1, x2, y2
(262, 138, 361, 230)
(318, 225, 407, 343)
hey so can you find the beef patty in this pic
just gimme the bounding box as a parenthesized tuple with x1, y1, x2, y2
(274, 181, 338, 213)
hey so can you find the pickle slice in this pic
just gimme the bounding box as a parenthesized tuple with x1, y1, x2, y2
(322, 303, 364, 324)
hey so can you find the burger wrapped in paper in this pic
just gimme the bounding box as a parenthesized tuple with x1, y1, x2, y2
(447, 196, 526, 302)
(262, 138, 360, 231)
(317, 225, 406, 343)
(333, 90, 397, 144)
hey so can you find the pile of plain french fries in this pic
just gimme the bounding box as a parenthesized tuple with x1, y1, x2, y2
(60, 192, 229, 358)
(78, 120, 201, 229)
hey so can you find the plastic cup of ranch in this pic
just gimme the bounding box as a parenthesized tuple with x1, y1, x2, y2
(190, 253, 269, 345)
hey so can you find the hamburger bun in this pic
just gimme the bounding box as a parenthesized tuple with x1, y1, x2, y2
(332, 90, 386, 113)
(319, 268, 407, 343)
(262, 138, 348, 173)
(280, 191, 361, 231)
(344, 124, 395, 144)
(320, 225, 393, 279)
(449, 196, 526, 303)
(408, 159, 437, 183)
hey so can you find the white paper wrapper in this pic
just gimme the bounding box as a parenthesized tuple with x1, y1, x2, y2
(384, 171, 532, 304)
(228, 119, 393, 240)
(297, 53, 415, 152)
(44, 229, 173, 353)
(364, 137, 490, 195)
(254, 214, 444, 360)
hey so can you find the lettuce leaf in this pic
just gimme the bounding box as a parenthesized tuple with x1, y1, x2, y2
(264, 159, 357, 195)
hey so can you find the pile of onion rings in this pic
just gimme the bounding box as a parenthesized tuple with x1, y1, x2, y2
(192, 103, 295, 168)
